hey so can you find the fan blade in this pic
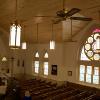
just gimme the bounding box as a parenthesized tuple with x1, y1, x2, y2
(20, 15, 56, 23)
(65, 8, 81, 17)
(87, 5, 100, 10)
(56, 10, 66, 17)
(66, 40, 77, 42)
(52, 17, 66, 24)
(70, 17, 92, 21)
(32, 15, 55, 17)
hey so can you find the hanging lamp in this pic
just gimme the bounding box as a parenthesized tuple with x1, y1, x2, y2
(50, 24, 55, 50)
(9, 0, 21, 49)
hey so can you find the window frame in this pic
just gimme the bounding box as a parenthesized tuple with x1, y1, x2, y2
(34, 61, 39, 74)
(43, 52, 49, 76)
(33, 51, 40, 74)
(43, 62, 49, 75)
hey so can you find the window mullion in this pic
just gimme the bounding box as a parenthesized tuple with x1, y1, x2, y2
(91, 66, 94, 84)
(99, 66, 100, 84)
(84, 65, 86, 82)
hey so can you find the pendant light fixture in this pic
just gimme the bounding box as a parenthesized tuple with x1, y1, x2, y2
(22, 25, 27, 50)
(9, 0, 21, 49)
(50, 24, 55, 50)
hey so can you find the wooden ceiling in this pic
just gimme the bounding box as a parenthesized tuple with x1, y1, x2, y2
(0, 0, 100, 43)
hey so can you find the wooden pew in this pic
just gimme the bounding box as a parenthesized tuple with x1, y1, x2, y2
(66, 91, 93, 100)
(32, 87, 70, 100)
(81, 94, 97, 100)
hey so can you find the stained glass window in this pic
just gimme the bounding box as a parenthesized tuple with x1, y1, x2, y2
(80, 47, 90, 60)
(44, 52, 48, 58)
(79, 29, 100, 85)
(83, 30, 100, 61)
(35, 52, 39, 58)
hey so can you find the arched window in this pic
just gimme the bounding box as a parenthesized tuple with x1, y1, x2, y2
(79, 29, 100, 84)
(35, 52, 39, 58)
(43, 52, 49, 75)
(34, 51, 39, 74)
(44, 52, 48, 58)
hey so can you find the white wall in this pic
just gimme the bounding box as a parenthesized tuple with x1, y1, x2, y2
(63, 42, 79, 82)
(8, 49, 26, 76)
(24, 43, 66, 81)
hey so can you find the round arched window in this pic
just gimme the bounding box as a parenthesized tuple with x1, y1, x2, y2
(83, 29, 100, 61)
(79, 29, 100, 85)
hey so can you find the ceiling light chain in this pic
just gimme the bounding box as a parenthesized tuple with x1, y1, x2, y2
(50, 23, 55, 50)
(15, 0, 18, 20)
(37, 23, 39, 44)
(63, 0, 65, 10)
(71, 19, 73, 40)
(52, 23, 54, 40)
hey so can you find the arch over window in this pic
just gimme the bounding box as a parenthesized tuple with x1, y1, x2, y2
(35, 51, 39, 58)
(44, 52, 48, 58)
(79, 28, 100, 85)
(80, 47, 90, 61)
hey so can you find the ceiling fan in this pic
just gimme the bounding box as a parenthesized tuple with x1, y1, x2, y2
(52, 8, 80, 24)
(21, 0, 93, 24)
(52, 0, 92, 24)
